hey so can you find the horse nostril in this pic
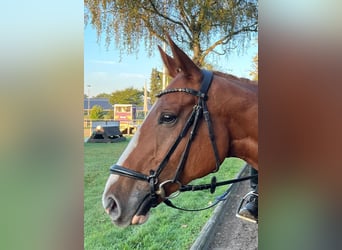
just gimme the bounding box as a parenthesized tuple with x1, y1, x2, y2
(105, 197, 118, 215)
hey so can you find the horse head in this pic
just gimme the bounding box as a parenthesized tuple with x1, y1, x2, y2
(102, 35, 258, 227)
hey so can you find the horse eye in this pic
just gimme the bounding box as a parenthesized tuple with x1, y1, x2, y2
(159, 113, 177, 124)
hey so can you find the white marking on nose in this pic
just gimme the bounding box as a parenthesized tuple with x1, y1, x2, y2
(117, 103, 157, 165)
(116, 104, 157, 166)
(102, 103, 157, 209)
(104, 174, 119, 191)
(102, 174, 119, 208)
(117, 129, 141, 165)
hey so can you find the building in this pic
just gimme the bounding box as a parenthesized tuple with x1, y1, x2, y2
(84, 98, 112, 115)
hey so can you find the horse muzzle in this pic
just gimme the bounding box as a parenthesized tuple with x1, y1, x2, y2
(102, 174, 156, 227)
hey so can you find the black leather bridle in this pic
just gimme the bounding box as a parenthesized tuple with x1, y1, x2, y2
(109, 70, 257, 212)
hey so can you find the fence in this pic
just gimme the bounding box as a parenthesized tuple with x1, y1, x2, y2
(84, 119, 144, 138)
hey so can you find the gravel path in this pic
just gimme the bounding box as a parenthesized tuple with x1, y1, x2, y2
(191, 167, 258, 250)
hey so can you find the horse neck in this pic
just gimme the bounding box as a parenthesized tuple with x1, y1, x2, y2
(212, 74, 258, 169)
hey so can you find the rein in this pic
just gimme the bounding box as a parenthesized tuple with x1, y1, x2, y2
(164, 169, 258, 212)
(109, 69, 257, 212)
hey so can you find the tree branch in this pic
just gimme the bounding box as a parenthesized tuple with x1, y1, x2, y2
(147, 0, 192, 40)
(200, 22, 257, 63)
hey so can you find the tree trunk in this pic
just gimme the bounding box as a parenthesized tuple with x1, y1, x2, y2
(192, 34, 202, 67)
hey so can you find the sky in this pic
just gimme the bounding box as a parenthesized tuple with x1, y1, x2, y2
(84, 25, 258, 97)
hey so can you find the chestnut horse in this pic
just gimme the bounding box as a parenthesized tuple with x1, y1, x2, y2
(102, 35, 258, 227)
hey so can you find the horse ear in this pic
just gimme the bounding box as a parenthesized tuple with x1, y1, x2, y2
(157, 45, 178, 78)
(166, 34, 201, 80)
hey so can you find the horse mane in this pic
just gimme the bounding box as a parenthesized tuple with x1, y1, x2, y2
(213, 71, 258, 93)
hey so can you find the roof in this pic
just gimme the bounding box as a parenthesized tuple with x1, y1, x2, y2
(84, 98, 113, 110)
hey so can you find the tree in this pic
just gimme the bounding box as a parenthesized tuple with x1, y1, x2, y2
(149, 68, 163, 104)
(249, 54, 258, 81)
(148, 68, 173, 104)
(90, 105, 105, 120)
(103, 111, 114, 120)
(96, 93, 111, 98)
(84, 0, 258, 67)
(109, 87, 144, 105)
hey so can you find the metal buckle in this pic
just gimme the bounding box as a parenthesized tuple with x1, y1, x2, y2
(156, 180, 182, 199)
(236, 191, 258, 223)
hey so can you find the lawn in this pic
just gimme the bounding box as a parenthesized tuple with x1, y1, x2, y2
(84, 139, 245, 249)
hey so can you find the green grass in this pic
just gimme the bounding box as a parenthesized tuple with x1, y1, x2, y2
(84, 139, 245, 249)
